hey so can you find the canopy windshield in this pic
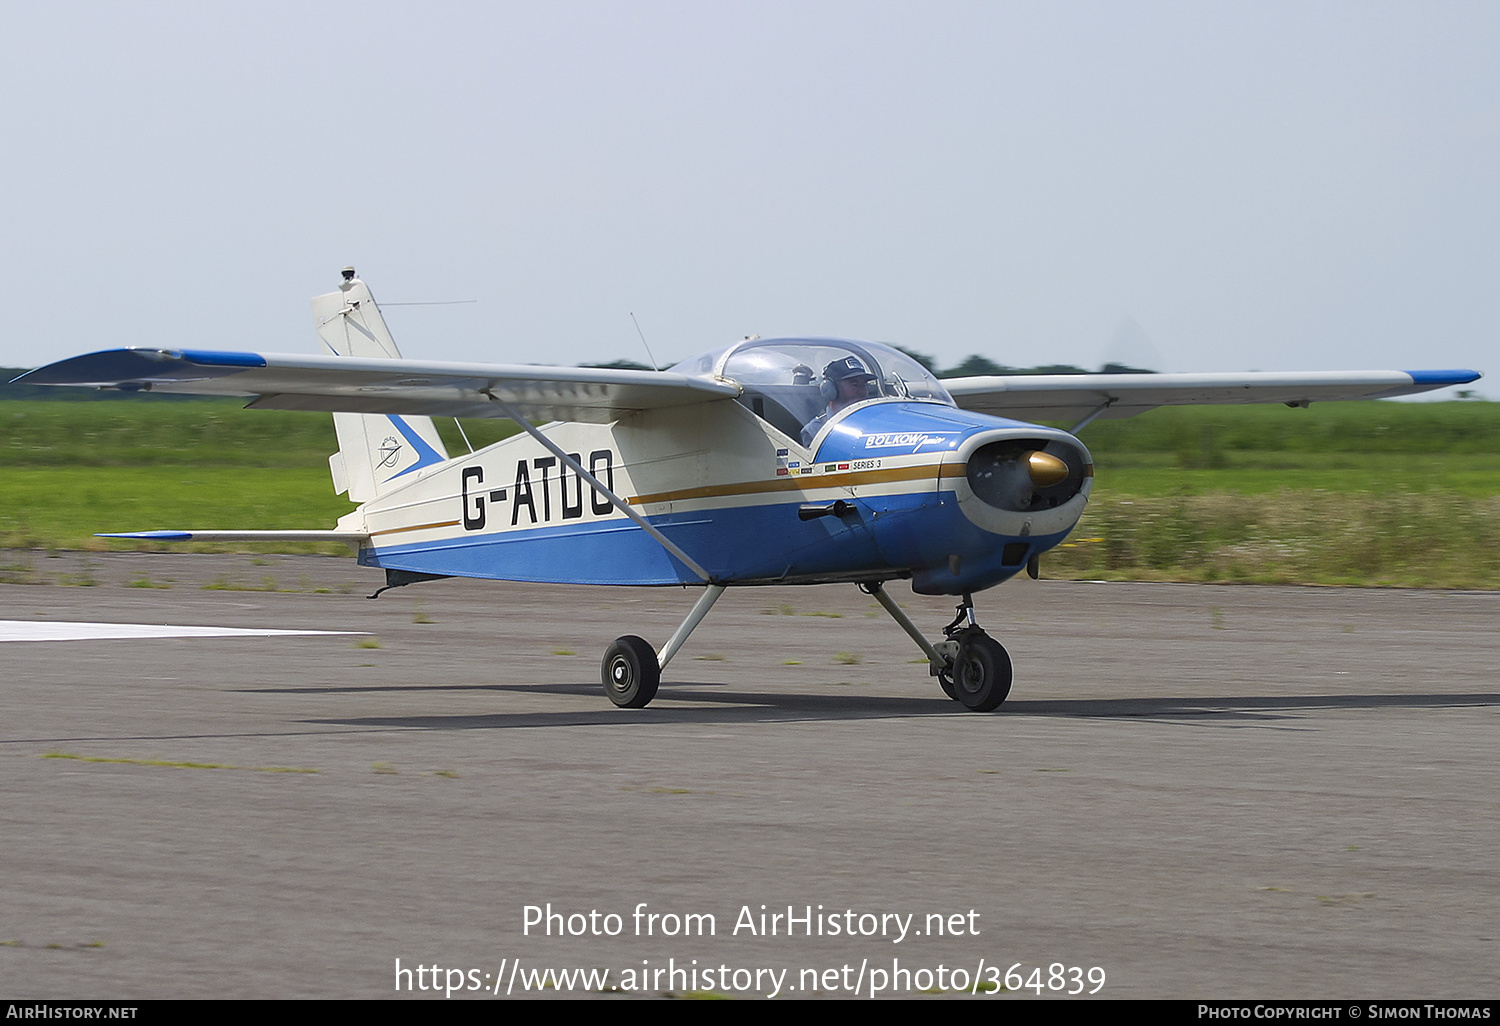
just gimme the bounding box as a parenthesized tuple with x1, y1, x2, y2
(671, 338, 954, 444)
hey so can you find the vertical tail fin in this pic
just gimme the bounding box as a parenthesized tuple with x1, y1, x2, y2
(315, 270, 450, 503)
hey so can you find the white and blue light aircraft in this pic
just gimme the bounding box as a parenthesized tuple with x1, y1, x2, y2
(16, 270, 1480, 711)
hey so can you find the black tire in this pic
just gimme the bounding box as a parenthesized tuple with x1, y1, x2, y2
(937, 669, 958, 700)
(601, 635, 660, 709)
(951, 630, 1012, 712)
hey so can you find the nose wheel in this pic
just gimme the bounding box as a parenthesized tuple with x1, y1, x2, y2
(865, 583, 1015, 712)
(940, 626, 1012, 711)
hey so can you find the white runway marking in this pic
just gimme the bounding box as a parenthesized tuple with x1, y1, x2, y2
(0, 620, 364, 643)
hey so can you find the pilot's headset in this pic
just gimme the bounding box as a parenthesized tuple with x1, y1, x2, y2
(820, 356, 873, 402)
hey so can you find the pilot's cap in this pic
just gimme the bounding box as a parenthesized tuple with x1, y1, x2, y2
(824, 356, 876, 384)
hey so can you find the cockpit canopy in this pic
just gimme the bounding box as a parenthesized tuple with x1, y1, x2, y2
(670, 338, 955, 444)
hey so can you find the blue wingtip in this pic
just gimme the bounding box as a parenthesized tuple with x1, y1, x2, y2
(1403, 369, 1482, 386)
(177, 349, 267, 368)
(97, 531, 194, 540)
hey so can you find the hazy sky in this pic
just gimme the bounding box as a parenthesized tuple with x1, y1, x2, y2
(2, 1, 1494, 395)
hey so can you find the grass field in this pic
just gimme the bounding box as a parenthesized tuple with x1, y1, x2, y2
(0, 400, 520, 466)
(1, 467, 357, 554)
(2, 399, 1496, 587)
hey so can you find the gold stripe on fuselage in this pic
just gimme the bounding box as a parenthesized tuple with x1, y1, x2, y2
(627, 462, 967, 507)
(370, 519, 462, 537)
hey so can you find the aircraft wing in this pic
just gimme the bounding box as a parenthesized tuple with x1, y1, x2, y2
(943, 369, 1482, 426)
(13, 348, 742, 423)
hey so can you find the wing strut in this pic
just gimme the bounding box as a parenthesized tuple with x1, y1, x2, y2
(480, 391, 713, 583)
(1068, 398, 1116, 434)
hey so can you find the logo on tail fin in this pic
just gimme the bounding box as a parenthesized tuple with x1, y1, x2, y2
(380, 416, 446, 483)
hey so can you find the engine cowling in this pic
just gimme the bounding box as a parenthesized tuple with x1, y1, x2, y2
(950, 430, 1093, 538)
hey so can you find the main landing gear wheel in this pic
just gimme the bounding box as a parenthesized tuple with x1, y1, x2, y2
(949, 628, 1012, 712)
(602, 635, 660, 709)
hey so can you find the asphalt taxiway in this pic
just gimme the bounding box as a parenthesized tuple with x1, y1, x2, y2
(2, 552, 1495, 999)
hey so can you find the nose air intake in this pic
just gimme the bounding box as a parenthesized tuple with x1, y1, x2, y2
(966, 439, 1089, 512)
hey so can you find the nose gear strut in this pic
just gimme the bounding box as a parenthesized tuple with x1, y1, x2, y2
(863, 582, 1013, 712)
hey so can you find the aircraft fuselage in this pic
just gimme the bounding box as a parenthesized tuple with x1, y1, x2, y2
(348, 398, 1093, 595)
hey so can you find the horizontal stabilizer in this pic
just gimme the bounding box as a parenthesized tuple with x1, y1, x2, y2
(98, 530, 370, 543)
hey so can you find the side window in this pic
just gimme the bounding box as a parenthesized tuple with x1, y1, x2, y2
(737, 389, 808, 442)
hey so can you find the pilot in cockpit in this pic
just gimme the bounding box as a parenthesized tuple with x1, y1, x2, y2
(801, 356, 878, 447)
